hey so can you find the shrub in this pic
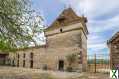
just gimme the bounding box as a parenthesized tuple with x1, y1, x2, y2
(39, 73, 54, 79)
(66, 66, 73, 72)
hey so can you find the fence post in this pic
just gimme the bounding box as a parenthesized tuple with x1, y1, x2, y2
(94, 54, 96, 73)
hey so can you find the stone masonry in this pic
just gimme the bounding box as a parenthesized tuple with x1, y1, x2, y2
(9, 8, 88, 72)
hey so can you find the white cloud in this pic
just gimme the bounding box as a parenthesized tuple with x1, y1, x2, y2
(60, 0, 119, 55)
(60, 0, 119, 18)
(59, 0, 119, 55)
(79, 0, 119, 19)
(88, 37, 105, 45)
(88, 43, 107, 50)
(33, 0, 119, 54)
(88, 15, 119, 33)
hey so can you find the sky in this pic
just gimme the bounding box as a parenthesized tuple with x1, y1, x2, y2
(31, 0, 119, 55)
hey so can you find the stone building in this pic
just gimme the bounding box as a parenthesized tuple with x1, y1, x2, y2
(107, 32, 119, 69)
(9, 8, 88, 72)
(0, 53, 8, 65)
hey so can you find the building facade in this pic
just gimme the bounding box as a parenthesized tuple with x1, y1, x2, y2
(107, 32, 119, 69)
(0, 53, 8, 65)
(9, 8, 88, 72)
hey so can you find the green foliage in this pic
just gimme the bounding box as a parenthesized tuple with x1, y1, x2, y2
(66, 53, 77, 72)
(88, 59, 109, 64)
(66, 53, 77, 65)
(0, 0, 43, 52)
(66, 66, 73, 72)
(39, 73, 54, 79)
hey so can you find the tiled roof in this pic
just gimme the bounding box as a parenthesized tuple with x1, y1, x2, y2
(107, 32, 119, 44)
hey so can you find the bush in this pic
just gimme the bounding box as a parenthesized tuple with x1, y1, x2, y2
(66, 67, 73, 72)
(42, 64, 48, 70)
(39, 73, 54, 79)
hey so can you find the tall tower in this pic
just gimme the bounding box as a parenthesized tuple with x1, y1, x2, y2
(45, 8, 88, 71)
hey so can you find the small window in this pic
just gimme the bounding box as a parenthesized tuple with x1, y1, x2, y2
(30, 52, 33, 59)
(17, 54, 19, 67)
(60, 28, 63, 33)
(17, 54, 19, 58)
(57, 16, 65, 23)
(23, 60, 25, 67)
(23, 53, 25, 67)
(78, 51, 82, 64)
(23, 53, 25, 58)
(30, 52, 34, 68)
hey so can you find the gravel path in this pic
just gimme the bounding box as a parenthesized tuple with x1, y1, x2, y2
(0, 66, 110, 79)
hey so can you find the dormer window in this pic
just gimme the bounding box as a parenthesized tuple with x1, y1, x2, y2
(57, 15, 66, 24)
(58, 17, 65, 22)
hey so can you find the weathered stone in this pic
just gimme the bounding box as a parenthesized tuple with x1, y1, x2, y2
(9, 8, 88, 72)
(107, 32, 119, 69)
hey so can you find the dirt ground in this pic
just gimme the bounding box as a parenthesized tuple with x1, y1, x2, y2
(0, 66, 110, 79)
(76, 72, 110, 79)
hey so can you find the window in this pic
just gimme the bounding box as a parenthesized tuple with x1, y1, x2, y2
(12, 59, 15, 66)
(18, 54, 19, 58)
(30, 52, 33, 59)
(57, 16, 65, 23)
(79, 34, 82, 48)
(17, 54, 19, 67)
(23, 53, 25, 67)
(30, 52, 33, 68)
(23, 53, 25, 58)
(78, 51, 82, 64)
(57, 15, 66, 25)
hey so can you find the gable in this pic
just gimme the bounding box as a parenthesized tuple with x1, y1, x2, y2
(108, 32, 119, 44)
(45, 8, 88, 34)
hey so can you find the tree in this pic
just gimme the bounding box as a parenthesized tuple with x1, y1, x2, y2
(0, 0, 43, 52)
(66, 53, 77, 71)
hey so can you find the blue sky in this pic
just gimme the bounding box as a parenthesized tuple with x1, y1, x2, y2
(31, 0, 119, 55)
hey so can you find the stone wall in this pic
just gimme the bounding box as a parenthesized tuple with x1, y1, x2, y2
(9, 22, 87, 72)
(9, 24, 87, 72)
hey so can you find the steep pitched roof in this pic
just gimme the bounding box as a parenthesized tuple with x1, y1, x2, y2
(45, 8, 88, 34)
(107, 32, 119, 44)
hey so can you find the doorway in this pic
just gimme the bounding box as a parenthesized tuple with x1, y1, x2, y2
(58, 60, 64, 71)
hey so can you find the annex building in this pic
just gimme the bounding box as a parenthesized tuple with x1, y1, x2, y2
(9, 8, 88, 72)
(107, 32, 119, 69)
